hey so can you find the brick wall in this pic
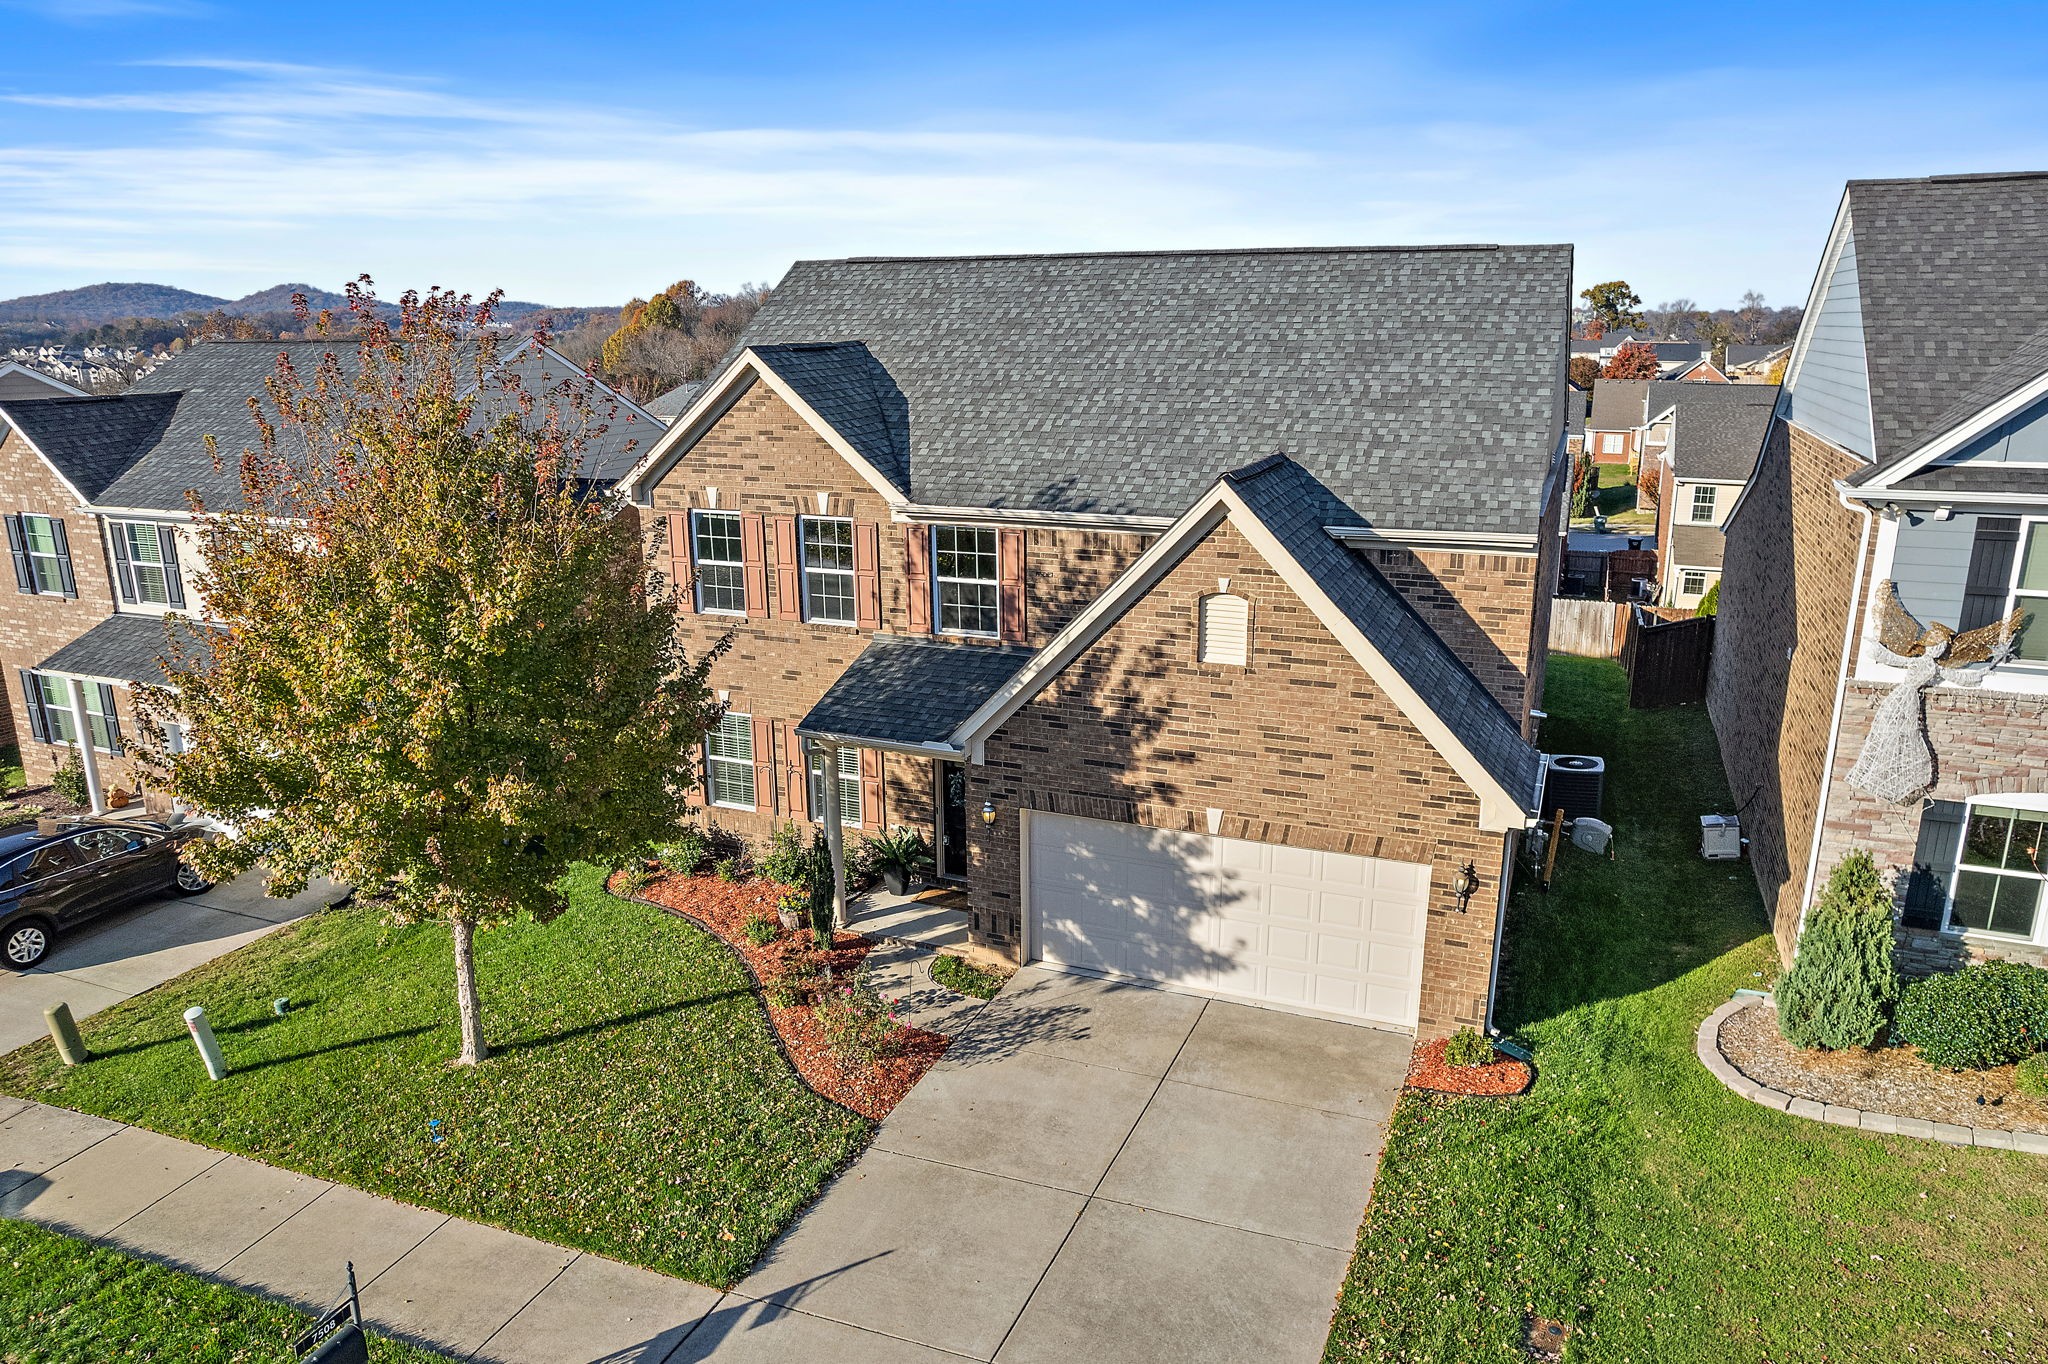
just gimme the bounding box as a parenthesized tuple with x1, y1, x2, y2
(1707, 420, 1868, 959)
(968, 517, 1508, 1035)
(0, 427, 156, 797)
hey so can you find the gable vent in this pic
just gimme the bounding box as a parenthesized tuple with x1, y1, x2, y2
(1198, 593, 1249, 665)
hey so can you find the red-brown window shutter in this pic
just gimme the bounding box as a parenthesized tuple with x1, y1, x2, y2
(905, 525, 933, 634)
(859, 747, 884, 828)
(752, 716, 775, 812)
(683, 733, 706, 807)
(771, 515, 802, 619)
(853, 523, 882, 631)
(775, 721, 807, 819)
(740, 513, 769, 619)
(668, 512, 694, 606)
(998, 528, 1028, 642)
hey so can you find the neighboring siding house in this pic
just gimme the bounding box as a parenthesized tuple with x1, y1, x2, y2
(1711, 170, 2048, 973)
(0, 363, 86, 403)
(1641, 381, 1779, 607)
(623, 244, 1570, 1036)
(0, 339, 656, 808)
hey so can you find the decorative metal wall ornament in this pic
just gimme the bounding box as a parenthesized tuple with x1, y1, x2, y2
(1844, 582, 2022, 805)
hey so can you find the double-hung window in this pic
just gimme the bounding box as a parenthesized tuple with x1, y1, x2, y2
(23, 673, 120, 753)
(704, 711, 755, 809)
(808, 743, 862, 827)
(111, 521, 186, 608)
(2010, 521, 2048, 664)
(1680, 569, 1709, 598)
(801, 517, 856, 625)
(1689, 485, 1718, 524)
(1948, 799, 2048, 941)
(690, 511, 746, 615)
(932, 525, 999, 636)
(5, 514, 75, 597)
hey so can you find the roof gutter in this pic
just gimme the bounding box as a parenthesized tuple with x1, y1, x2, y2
(790, 728, 966, 760)
(1324, 525, 1540, 555)
(893, 504, 1175, 533)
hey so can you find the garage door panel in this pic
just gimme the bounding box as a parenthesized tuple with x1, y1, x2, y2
(1029, 812, 1427, 1028)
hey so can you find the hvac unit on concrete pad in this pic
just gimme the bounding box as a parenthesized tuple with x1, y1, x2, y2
(1541, 755, 1607, 823)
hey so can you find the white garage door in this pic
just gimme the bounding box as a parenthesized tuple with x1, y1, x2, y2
(1026, 812, 1429, 1028)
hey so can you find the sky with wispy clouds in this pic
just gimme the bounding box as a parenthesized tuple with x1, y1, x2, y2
(4, 1, 2046, 309)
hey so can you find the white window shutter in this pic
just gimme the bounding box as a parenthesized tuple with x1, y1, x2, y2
(1198, 594, 1249, 666)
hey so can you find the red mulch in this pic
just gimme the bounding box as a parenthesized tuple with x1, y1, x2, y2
(1405, 1037, 1534, 1097)
(614, 868, 949, 1122)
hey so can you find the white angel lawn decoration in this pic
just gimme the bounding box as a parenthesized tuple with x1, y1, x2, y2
(1844, 581, 2023, 805)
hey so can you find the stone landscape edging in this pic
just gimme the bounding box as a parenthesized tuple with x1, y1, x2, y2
(1696, 997, 2048, 1154)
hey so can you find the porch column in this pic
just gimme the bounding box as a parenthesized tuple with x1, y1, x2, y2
(64, 677, 105, 814)
(817, 739, 848, 928)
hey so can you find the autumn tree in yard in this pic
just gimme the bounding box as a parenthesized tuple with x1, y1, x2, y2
(1567, 355, 1601, 390)
(1601, 340, 1660, 380)
(1578, 280, 1644, 336)
(137, 280, 718, 1066)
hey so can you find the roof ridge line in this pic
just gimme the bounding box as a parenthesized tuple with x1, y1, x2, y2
(820, 242, 1571, 266)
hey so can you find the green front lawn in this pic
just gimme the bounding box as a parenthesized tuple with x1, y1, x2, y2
(1325, 657, 2048, 1363)
(0, 1218, 450, 1362)
(0, 865, 870, 1288)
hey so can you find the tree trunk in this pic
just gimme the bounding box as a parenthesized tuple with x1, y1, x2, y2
(450, 916, 489, 1065)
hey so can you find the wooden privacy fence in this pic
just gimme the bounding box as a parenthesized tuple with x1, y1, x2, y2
(1620, 604, 1714, 707)
(1549, 597, 1628, 657)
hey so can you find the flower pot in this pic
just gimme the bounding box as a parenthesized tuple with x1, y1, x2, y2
(108, 789, 131, 809)
(777, 905, 804, 932)
(882, 866, 910, 897)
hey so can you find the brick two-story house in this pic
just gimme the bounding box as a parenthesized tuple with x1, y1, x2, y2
(1712, 170, 2048, 974)
(0, 338, 657, 810)
(623, 245, 1571, 1035)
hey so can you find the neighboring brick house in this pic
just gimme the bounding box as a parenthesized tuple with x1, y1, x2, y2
(1711, 170, 2048, 975)
(623, 245, 1571, 1035)
(1585, 378, 1650, 465)
(1639, 381, 1778, 607)
(0, 338, 656, 809)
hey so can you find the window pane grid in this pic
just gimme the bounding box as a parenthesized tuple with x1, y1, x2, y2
(1949, 805, 2047, 939)
(808, 744, 862, 827)
(802, 518, 856, 624)
(23, 516, 64, 595)
(705, 711, 754, 809)
(1690, 486, 1717, 523)
(121, 523, 173, 604)
(932, 525, 999, 636)
(691, 512, 746, 614)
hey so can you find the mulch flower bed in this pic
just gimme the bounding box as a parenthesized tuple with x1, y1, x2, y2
(1405, 1037, 1534, 1097)
(1720, 1002, 2048, 1134)
(615, 868, 949, 1122)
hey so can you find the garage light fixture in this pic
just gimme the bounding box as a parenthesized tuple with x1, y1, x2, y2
(981, 800, 997, 826)
(1452, 862, 1480, 912)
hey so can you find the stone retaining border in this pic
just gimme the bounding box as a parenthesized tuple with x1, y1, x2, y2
(1696, 998, 2048, 1154)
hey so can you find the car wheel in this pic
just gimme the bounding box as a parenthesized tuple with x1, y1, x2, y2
(3, 920, 51, 970)
(174, 863, 214, 895)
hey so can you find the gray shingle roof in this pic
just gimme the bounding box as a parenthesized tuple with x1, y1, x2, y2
(36, 613, 221, 686)
(1668, 523, 1726, 571)
(703, 244, 1571, 533)
(1221, 455, 1541, 807)
(1845, 172, 2048, 462)
(0, 393, 179, 499)
(647, 380, 704, 420)
(800, 634, 1036, 747)
(1887, 463, 2048, 496)
(1588, 378, 1650, 430)
(1725, 344, 1788, 368)
(752, 343, 910, 495)
(1646, 381, 1779, 482)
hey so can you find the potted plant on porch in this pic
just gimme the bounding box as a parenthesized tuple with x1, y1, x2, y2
(864, 826, 935, 897)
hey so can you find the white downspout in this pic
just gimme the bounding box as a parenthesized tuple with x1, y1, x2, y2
(64, 678, 105, 815)
(1795, 487, 1876, 937)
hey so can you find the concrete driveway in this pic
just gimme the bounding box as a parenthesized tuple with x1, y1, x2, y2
(705, 966, 1408, 1363)
(0, 872, 342, 1052)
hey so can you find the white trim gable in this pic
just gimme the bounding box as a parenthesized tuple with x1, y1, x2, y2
(950, 478, 1533, 831)
(620, 349, 910, 510)
(1852, 366, 2048, 493)
(0, 361, 87, 398)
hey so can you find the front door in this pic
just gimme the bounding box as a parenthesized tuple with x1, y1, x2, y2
(937, 764, 968, 880)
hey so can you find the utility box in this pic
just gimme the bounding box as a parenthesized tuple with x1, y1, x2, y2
(1701, 814, 1743, 861)
(1571, 817, 1613, 854)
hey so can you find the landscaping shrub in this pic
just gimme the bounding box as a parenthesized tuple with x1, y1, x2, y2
(613, 864, 655, 895)
(814, 971, 907, 1067)
(806, 830, 836, 944)
(1895, 960, 2048, 1070)
(762, 947, 820, 1008)
(1444, 1028, 1494, 1068)
(1776, 850, 1899, 1050)
(1695, 580, 1720, 616)
(758, 821, 809, 888)
(714, 857, 744, 883)
(705, 822, 751, 872)
(50, 756, 88, 808)
(930, 953, 1007, 1000)
(660, 824, 710, 877)
(2016, 1052, 2048, 1099)
(742, 913, 780, 947)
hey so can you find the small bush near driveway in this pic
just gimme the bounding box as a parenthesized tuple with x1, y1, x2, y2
(0, 864, 868, 1288)
(1894, 960, 2048, 1070)
(930, 953, 1008, 999)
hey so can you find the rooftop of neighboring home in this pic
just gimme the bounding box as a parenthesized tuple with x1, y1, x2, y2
(0, 339, 658, 511)
(1587, 377, 1651, 430)
(1725, 343, 1791, 369)
(1668, 522, 1726, 570)
(642, 243, 1574, 537)
(646, 380, 704, 422)
(0, 361, 86, 403)
(1647, 380, 1780, 482)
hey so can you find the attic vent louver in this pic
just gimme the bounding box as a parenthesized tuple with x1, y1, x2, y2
(1198, 593, 1249, 666)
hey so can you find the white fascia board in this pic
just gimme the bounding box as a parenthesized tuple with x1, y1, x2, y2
(1856, 366, 2048, 490)
(952, 480, 1531, 831)
(1782, 190, 1855, 400)
(790, 728, 965, 759)
(1323, 526, 1539, 555)
(894, 504, 1175, 533)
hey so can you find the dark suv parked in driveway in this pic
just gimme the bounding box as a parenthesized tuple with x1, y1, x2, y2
(0, 819, 215, 970)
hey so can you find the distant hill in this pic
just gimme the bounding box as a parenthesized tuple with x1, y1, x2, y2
(0, 281, 581, 330)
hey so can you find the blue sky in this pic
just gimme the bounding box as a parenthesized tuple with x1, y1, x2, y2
(4, 1, 2047, 310)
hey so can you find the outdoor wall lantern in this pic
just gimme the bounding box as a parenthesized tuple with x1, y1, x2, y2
(1451, 862, 1480, 912)
(981, 800, 998, 826)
